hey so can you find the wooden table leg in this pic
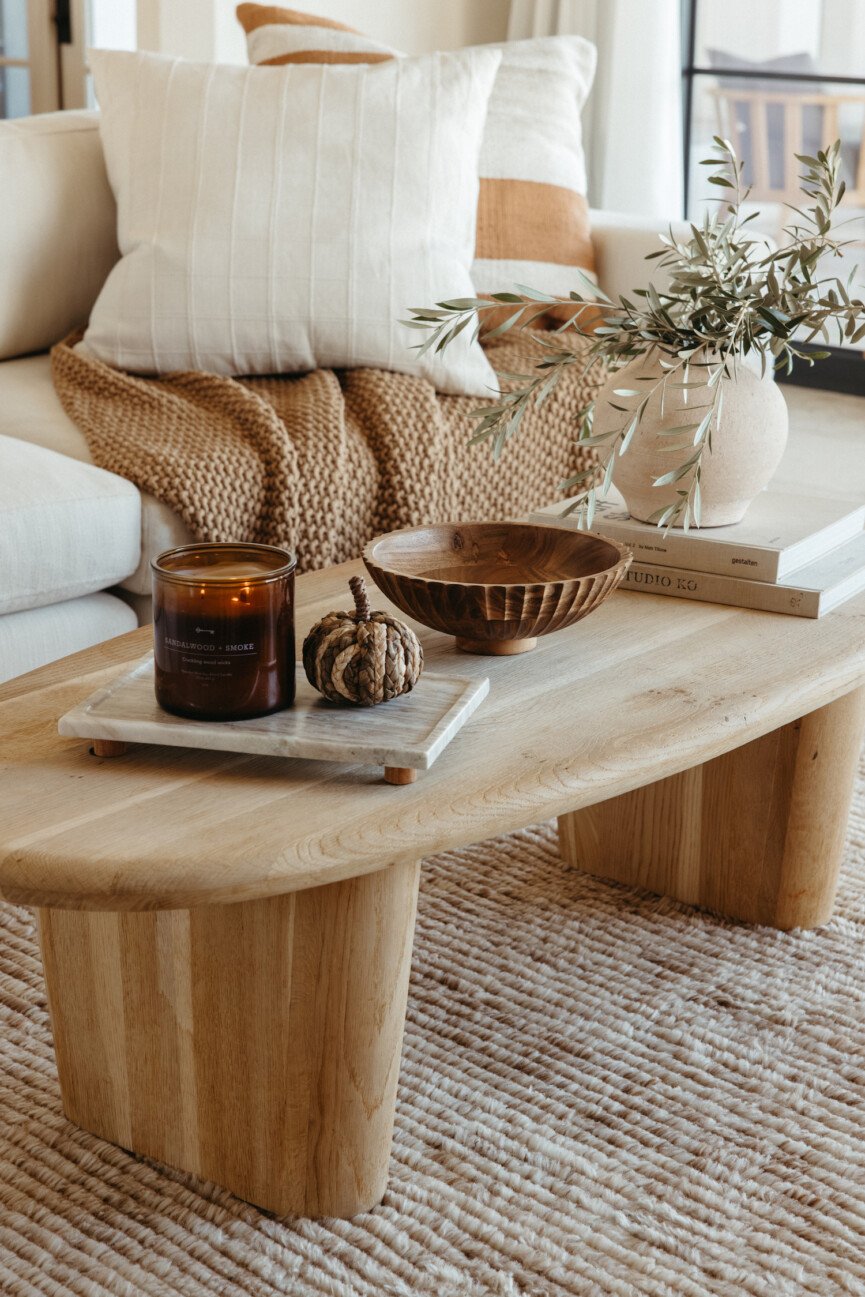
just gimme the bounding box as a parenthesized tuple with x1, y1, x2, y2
(37, 859, 420, 1218)
(558, 686, 865, 929)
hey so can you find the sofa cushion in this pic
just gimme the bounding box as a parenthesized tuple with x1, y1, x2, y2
(0, 434, 140, 615)
(0, 355, 193, 595)
(0, 592, 137, 685)
(0, 111, 119, 361)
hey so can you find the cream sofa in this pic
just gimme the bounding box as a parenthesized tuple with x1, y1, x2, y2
(0, 108, 685, 683)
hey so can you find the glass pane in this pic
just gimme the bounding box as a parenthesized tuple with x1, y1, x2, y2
(0, 64, 30, 118)
(689, 0, 865, 360)
(687, 77, 865, 351)
(695, 0, 865, 81)
(0, 0, 28, 61)
(689, 76, 865, 203)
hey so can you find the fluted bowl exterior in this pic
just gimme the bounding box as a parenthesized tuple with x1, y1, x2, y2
(363, 522, 631, 649)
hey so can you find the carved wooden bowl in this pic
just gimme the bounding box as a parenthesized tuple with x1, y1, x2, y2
(363, 521, 632, 655)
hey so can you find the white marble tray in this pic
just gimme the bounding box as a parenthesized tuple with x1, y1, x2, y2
(58, 656, 489, 784)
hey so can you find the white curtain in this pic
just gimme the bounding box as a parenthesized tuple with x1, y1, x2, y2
(508, 0, 683, 218)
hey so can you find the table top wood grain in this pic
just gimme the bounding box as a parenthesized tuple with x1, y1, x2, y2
(3, 559, 865, 912)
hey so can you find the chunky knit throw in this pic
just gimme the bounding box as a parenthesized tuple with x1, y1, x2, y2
(51, 334, 601, 574)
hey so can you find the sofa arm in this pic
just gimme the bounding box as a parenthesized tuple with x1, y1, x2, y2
(589, 209, 691, 303)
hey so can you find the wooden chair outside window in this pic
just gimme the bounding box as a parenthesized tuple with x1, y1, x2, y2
(711, 86, 865, 207)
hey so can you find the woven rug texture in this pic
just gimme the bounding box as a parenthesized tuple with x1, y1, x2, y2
(2, 754, 865, 1296)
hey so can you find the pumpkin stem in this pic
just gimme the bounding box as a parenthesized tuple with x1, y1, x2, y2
(349, 574, 371, 622)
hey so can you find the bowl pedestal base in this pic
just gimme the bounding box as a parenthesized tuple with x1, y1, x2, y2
(455, 636, 538, 656)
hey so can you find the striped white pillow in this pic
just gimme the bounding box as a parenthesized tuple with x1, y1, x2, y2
(82, 48, 501, 395)
(236, 6, 599, 322)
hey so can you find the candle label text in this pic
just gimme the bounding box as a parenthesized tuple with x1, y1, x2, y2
(164, 636, 257, 654)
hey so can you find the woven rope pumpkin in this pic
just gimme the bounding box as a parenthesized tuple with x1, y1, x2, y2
(302, 575, 423, 706)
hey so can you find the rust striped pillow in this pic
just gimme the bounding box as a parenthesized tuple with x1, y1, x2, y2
(237, 5, 599, 323)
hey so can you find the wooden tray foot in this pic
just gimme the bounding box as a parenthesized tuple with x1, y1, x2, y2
(384, 766, 417, 785)
(90, 739, 129, 758)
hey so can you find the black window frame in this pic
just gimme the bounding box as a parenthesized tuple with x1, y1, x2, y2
(680, 0, 865, 391)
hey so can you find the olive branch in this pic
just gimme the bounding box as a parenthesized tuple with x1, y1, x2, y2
(404, 139, 864, 530)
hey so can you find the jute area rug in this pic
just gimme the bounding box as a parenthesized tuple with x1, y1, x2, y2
(3, 756, 865, 1296)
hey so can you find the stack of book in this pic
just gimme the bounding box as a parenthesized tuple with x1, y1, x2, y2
(530, 489, 865, 618)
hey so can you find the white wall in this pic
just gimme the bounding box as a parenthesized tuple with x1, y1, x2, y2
(137, 0, 242, 61)
(136, 0, 509, 63)
(90, 0, 137, 51)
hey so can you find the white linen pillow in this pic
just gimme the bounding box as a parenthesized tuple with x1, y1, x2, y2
(236, 7, 598, 320)
(82, 48, 502, 395)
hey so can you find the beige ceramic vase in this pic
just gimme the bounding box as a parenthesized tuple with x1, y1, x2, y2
(592, 352, 789, 526)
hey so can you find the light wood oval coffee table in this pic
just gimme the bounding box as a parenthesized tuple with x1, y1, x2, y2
(2, 560, 864, 1218)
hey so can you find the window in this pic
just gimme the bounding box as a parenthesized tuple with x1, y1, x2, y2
(0, 0, 136, 119)
(682, 0, 865, 390)
(0, 0, 60, 116)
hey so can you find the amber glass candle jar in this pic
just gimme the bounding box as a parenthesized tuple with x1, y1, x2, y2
(152, 543, 296, 721)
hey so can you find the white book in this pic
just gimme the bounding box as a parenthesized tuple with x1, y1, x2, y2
(531, 490, 865, 583)
(619, 530, 865, 618)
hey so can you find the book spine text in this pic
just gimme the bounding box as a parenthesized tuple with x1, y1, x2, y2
(622, 564, 821, 617)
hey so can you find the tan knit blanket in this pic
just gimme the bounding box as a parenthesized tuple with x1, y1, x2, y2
(51, 335, 600, 574)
